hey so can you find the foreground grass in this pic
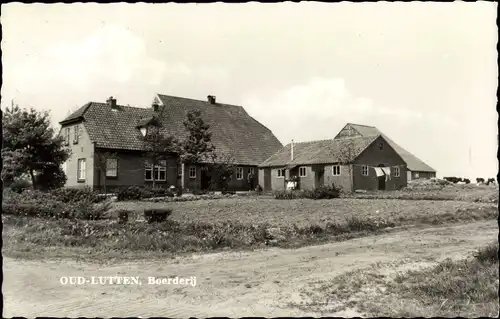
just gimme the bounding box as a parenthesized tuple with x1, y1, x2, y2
(2, 197, 497, 261)
(350, 184, 498, 203)
(112, 197, 497, 227)
(295, 242, 499, 317)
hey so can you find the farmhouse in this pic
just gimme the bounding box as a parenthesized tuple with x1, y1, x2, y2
(59, 94, 282, 192)
(258, 135, 408, 192)
(334, 123, 436, 181)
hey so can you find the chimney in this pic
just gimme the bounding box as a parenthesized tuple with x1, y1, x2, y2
(107, 96, 117, 109)
(291, 139, 294, 161)
(152, 101, 159, 112)
(207, 95, 216, 104)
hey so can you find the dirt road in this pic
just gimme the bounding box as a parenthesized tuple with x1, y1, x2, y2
(3, 220, 498, 317)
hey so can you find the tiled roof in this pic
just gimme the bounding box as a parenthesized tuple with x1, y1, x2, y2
(259, 135, 379, 167)
(60, 95, 283, 166)
(342, 123, 436, 173)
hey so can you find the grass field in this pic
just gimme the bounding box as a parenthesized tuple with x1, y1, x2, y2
(295, 242, 499, 317)
(349, 184, 498, 203)
(112, 197, 497, 227)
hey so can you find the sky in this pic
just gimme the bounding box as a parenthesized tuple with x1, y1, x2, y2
(1, 2, 498, 179)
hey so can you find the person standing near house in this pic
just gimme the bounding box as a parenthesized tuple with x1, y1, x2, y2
(247, 170, 255, 191)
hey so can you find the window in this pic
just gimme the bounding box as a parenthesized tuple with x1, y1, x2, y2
(379, 142, 384, 150)
(248, 167, 254, 175)
(236, 167, 244, 180)
(73, 125, 81, 144)
(277, 169, 285, 178)
(64, 128, 70, 145)
(77, 159, 86, 181)
(299, 167, 307, 177)
(145, 160, 167, 181)
(415, 172, 419, 179)
(394, 166, 400, 178)
(361, 165, 369, 176)
(106, 158, 118, 177)
(332, 165, 341, 176)
(189, 166, 196, 179)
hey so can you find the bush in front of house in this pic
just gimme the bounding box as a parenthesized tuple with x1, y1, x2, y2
(304, 183, 341, 199)
(144, 208, 173, 223)
(8, 179, 32, 193)
(50, 187, 101, 203)
(274, 183, 340, 200)
(2, 189, 111, 220)
(116, 186, 153, 201)
(476, 178, 485, 184)
(463, 178, 471, 184)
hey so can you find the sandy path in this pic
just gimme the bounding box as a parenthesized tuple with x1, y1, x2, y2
(3, 220, 498, 317)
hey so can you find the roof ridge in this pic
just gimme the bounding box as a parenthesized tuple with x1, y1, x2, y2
(348, 123, 377, 128)
(285, 135, 375, 146)
(157, 93, 241, 108)
(89, 101, 148, 111)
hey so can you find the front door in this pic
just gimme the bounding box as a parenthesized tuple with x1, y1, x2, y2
(264, 169, 272, 191)
(200, 167, 211, 190)
(315, 166, 325, 188)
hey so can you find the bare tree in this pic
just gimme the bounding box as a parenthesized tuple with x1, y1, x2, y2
(336, 138, 357, 193)
(94, 151, 118, 194)
(206, 152, 236, 192)
(142, 123, 179, 189)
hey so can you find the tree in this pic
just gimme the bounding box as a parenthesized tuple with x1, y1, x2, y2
(2, 104, 70, 189)
(476, 177, 485, 184)
(180, 110, 215, 165)
(337, 138, 357, 193)
(94, 151, 118, 194)
(141, 118, 180, 189)
(207, 152, 236, 192)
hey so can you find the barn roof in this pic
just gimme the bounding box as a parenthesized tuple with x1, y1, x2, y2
(259, 135, 379, 168)
(340, 123, 436, 173)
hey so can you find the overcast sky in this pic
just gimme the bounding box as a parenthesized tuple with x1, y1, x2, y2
(2, 2, 498, 179)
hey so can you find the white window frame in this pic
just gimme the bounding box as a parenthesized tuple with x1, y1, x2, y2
(73, 125, 80, 144)
(361, 165, 369, 176)
(144, 160, 167, 181)
(77, 159, 86, 181)
(189, 166, 197, 179)
(415, 172, 419, 179)
(106, 158, 118, 177)
(332, 165, 341, 176)
(299, 166, 307, 177)
(64, 128, 70, 145)
(236, 167, 244, 180)
(277, 168, 285, 178)
(394, 166, 400, 178)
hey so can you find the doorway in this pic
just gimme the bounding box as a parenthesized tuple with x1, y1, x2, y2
(200, 166, 211, 190)
(263, 169, 272, 191)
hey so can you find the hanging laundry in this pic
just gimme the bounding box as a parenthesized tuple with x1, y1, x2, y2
(374, 167, 385, 177)
(381, 167, 391, 181)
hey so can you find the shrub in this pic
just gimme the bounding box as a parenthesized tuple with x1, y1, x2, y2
(144, 208, 172, 223)
(117, 210, 130, 223)
(486, 178, 496, 185)
(8, 179, 32, 193)
(51, 187, 100, 203)
(117, 186, 154, 201)
(192, 189, 208, 195)
(477, 178, 485, 184)
(443, 177, 461, 184)
(304, 183, 340, 199)
(70, 198, 111, 220)
(35, 165, 67, 190)
(474, 242, 499, 263)
(464, 178, 471, 184)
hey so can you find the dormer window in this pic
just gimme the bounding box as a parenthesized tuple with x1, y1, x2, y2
(140, 127, 148, 137)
